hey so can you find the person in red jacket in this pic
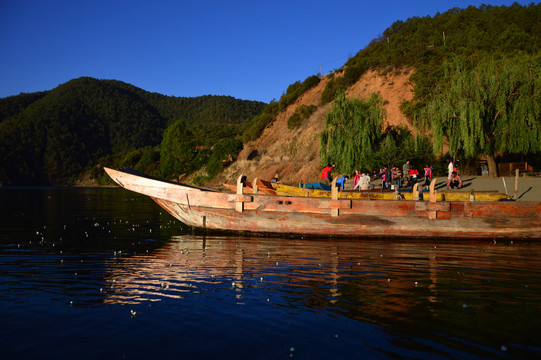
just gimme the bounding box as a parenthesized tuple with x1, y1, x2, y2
(408, 167, 419, 186)
(320, 164, 335, 184)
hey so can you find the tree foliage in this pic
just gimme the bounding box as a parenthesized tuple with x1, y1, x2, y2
(0, 91, 47, 122)
(241, 111, 274, 143)
(277, 75, 320, 112)
(324, 3, 541, 107)
(320, 93, 436, 174)
(320, 93, 384, 173)
(160, 119, 196, 178)
(205, 138, 243, 178)
(288, 104, 316, 129)
(371, 127, 434, 171)
(420, 54, 541, 175)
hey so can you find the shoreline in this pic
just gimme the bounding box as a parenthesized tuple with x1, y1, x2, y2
(2, 175, 541, 202)
(435, 175, 541, 202)
(351, 175, 541, 202)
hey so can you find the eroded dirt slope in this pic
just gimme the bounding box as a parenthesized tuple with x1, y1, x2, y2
(213, 68, 414, 186)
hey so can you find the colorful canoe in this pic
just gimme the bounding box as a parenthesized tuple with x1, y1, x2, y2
(274, 183, 510, 201)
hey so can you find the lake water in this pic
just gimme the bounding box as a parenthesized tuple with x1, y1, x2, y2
(1, 188, 540, 359)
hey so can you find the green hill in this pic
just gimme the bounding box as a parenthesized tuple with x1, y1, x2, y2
(235, 2, 541, 181)
(0, 77, 266, 185)
(322, 3, 541, 107)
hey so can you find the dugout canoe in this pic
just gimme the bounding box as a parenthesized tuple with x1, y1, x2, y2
(274, 183, 510, 201)
(104, 168, 541, 240)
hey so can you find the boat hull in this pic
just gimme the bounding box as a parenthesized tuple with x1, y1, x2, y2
(105, 168, 541, 240)
(153, 197, 541, 239)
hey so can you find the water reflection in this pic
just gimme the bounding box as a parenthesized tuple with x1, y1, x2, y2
(99, 235, 541, 354)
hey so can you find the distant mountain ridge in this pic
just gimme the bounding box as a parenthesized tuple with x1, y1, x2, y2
(0, 77, 266, 185)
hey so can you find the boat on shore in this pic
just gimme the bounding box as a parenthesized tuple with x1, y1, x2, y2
(104, 168, 541, 240)
(274, 183, 510, 201)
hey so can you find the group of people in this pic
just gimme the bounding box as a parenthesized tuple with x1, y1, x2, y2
(377, 161, 434, 190)
(320, 164, 352, 190)
(353, 170, 372, 190)
(319, 158, 463, 191)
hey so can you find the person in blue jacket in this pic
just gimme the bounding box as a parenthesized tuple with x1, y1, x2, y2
(336, 175, 349, 190)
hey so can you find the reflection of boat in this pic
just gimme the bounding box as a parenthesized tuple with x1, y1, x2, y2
(104, 168, 541, 239)
(274, 183, 510, 201)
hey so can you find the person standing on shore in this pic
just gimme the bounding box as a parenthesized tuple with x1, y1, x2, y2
(424, 164, 433, 189)
(360, 173, 372, 190)
(447, 159, 454, 180)
(393, 167, 403, 189)
(380, 166, 392, 189)
(354, 172, 371, 190)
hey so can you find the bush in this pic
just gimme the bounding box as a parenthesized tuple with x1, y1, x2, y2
(205, 138, 243, 178)
(287, 105, 317, 129)
(321, 78, 343, 104)
(341, 65, 365, 87)
(277, 75, 321, 112)
(242, 112, 273, 142)
(192, 174, 208, 186)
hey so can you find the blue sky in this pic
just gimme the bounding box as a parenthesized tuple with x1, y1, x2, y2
(0, 0, 538, 103)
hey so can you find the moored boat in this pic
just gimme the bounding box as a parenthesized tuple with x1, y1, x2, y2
(104, 168, 541, 240)
(274, 183, 510, 201)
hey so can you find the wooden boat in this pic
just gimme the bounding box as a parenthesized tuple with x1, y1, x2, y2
(222, 178, 277, 195)
(274, 183, 510, 201)
(104, 168, 541, 240)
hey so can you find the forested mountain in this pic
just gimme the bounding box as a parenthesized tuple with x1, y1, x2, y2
(0, 77, 265, 185)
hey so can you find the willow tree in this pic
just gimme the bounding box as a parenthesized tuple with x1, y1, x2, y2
(320, 92, 385, 174)
(421, 54, 541, 177)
